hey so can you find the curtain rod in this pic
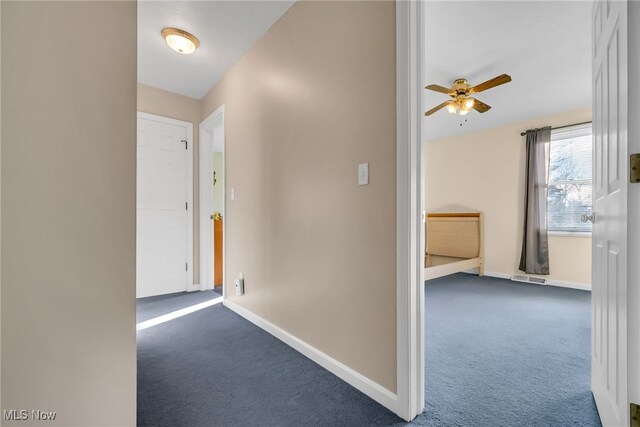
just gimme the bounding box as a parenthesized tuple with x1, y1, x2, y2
(520, 121, 592, 136)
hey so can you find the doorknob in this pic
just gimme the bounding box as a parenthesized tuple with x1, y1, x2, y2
(580, 212, 595, 223)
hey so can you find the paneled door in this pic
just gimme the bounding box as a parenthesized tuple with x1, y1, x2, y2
(591, 1, 628, 425)
(137, 113, 192, 298)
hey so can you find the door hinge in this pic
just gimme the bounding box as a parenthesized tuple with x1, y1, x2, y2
(630, 153, 640, 183)
(632, 403, 640, 427)
(186, 202, 188, 210)
(186, 263, 188, 271)
(182, 139, 188, 150)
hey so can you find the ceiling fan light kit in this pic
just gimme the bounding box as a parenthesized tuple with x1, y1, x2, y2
(424, 74, 512, 117)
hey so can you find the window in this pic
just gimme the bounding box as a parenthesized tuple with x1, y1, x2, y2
(547, 123, 592, 233)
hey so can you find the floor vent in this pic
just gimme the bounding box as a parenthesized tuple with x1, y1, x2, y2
(511, 275, 547, 285)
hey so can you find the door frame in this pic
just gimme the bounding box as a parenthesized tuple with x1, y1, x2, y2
(628, 0, 640, 416)
(199, 105, 225, 296)
(396, 0, 425, 421)
(136, 111, 195, 295)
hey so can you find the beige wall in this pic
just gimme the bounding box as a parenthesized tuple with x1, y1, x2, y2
(137, 83, 202, 283)
(201, 1, 397, 391)
(1, 2, 137, 426)
(424, 107, 592, 286)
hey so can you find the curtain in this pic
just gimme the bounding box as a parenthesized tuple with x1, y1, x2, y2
(519, 126, 551, 275)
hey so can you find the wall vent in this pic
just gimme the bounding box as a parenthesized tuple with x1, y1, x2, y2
(511, 275, 547, 285)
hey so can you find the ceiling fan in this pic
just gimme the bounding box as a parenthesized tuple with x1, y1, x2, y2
(424, 74, 512, 116)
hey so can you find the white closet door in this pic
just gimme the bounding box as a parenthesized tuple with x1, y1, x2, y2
(137, 115, 189, 298)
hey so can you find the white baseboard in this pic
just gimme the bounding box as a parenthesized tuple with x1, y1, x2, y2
(462, 269, 510, 279)
(462, 269, 591, 291)
(223, 299, 399, 415)
(475, 270, 513, 280)
(542, 279, 591, 291)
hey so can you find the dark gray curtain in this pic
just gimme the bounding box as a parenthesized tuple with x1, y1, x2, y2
(519, 127, 551, 275)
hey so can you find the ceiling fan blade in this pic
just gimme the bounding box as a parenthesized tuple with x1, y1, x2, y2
(425, 84, 453, 95)
(472, 98, 491, 113)
(425, 101, 450, 116)
(469, 74, 512, 94)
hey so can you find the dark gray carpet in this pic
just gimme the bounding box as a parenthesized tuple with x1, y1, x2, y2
(137, 274, 600, 426)
(137, 290, 220, 323)
(411, 273, 600, 427)
(213, 285, 223, 296)
(137, 302, 402, 426)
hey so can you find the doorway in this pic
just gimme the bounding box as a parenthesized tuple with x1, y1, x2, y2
(136, 112, 194, 298)
(199, 105, 225, 297)
(418, 1, 638, 426)
(423, 2, 606, 425)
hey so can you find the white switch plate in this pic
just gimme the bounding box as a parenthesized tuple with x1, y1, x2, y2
(231, 187, 235, 200)
(358, 163, 369, 186)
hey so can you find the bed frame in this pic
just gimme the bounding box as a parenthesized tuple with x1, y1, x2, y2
(424, 212, 484, 280)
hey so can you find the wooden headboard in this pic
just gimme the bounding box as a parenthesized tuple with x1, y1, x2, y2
(426, 213, 483, 259)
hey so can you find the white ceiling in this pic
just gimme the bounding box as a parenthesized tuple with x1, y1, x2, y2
(424, 1, 591, 141)
(138, 1, 295, 99)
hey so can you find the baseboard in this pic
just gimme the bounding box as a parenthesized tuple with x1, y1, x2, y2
(223, 299, 399, 415)
(462, 269, 511, 279)
(486, 271, 512, 280)
(542, 279, 591, 291)
(463, 269, 591, 291)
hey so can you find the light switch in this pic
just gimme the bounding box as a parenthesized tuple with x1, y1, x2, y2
(358, 163, 369, 186)
(231, 188, 235, 200)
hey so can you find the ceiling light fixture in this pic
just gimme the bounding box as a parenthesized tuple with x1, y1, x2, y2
(424, 74, 512, 117)
(161, 28, 199, 55)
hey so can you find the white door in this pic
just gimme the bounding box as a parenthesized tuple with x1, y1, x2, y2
(591, 1, 629, 425)
(137, 113, 192, 298)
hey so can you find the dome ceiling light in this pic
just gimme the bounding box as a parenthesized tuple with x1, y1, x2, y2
(161, 27, 200, 55)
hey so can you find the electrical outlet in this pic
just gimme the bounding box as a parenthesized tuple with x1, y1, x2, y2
(235, 273, 244, 296)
